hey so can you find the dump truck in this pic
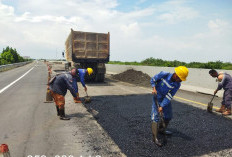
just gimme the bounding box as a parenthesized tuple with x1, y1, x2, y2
(65, 29, 110, 82)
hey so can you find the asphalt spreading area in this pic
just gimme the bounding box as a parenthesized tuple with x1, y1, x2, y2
(83, 70, 232, 157)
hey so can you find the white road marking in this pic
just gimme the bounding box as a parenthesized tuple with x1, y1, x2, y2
(0, 67, 34, 94)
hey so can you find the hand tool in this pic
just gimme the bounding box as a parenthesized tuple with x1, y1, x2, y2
(154, 95, 167, 145)
(207, 94, 216, 113)
(84, 91, 91, 103)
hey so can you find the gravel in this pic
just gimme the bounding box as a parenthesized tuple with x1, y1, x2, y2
(112, 69, 151, 87)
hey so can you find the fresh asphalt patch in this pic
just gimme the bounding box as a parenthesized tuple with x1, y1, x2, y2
(83, 93, 232, 157)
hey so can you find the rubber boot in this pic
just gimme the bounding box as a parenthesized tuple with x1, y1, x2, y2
(222, 108, 231, 116)
(59, 109, 70, 120)
(56, 106, 60, 116)
(216, 105, 226, 113)
(164, 121, 173, 135)
(159, 121, 172, 135)
(152, 122, 162, 147)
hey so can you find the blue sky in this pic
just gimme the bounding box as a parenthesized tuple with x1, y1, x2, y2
(0, 0, 231, 62)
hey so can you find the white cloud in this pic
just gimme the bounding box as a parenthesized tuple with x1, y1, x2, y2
(208, 19, 229, 33)
(0, 0, 231, 62)
(188, 18, 232, 62)
(154, 0, 199, 24)
(120, 22, 141, 37)
(0, 3, 14, 15)
(158, 7, 199, 24)
(194, 19, 231, 39)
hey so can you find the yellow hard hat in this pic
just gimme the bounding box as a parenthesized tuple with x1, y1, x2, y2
(175, 66, 189, 81)
(87, 68, 93, 75)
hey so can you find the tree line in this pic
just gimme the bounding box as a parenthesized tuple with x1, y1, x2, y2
(109, 57, 232, 70)
(0, 46, 28, 65)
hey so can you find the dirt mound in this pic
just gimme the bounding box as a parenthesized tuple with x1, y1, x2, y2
(112, 69, 151, 87)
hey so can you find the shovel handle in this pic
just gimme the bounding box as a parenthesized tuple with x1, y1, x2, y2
(154, 94, 160, 108)
(85, 91, 88, 97)
(210, 94, 216, 103)
(154, 95, 164, 118)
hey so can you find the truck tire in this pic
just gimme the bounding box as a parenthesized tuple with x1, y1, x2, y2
(96, 73, 105, 82)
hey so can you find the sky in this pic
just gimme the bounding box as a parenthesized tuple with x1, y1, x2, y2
(0, 0, 231, 63)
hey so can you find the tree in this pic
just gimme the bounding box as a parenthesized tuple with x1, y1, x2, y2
(0, 46, 25, 65)
(0, 57, 9, 65)
(109, 57, 232, 70)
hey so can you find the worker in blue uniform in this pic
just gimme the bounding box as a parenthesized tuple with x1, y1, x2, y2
(150, 66, 189, 146)
(71, 67, 93, 103)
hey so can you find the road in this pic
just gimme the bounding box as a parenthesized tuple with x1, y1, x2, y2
(0, 61, 123, 157)
(1, 61, 232, 157)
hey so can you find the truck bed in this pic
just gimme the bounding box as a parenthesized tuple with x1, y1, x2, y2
(65, 29, 110, 62)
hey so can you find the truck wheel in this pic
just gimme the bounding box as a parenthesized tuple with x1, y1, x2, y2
(96, 73, 105, 82)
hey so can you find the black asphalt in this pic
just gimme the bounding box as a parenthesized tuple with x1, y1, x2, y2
(84, 82, 232, 157)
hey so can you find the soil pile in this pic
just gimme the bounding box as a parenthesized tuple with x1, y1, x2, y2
(112, 69, 151, 87)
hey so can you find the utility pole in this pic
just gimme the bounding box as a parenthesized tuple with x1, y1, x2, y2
(56, 48, 58, 60)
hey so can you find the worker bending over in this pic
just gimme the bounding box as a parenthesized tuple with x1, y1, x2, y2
(209, 69, 232, 116)
(49, 67, 93, 120)
(71, 67, 93, 103)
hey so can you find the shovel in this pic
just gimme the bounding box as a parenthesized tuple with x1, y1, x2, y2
(207, 94, 216, 113)
(154, 95, 167, 145)
(84, 91, 91, 104)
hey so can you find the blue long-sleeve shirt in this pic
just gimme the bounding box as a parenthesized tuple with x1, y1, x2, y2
(72, 69, 87, 93)
(78, 69, 87, 87)
(49, 72, 77, 97)
(151, 71, 181, 108)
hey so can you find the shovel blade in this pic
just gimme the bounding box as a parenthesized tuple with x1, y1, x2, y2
(84, 96, 91, 103)
(207, 102, 213, 113)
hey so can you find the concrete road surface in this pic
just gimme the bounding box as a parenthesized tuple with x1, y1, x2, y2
(0, 61, 124, 157)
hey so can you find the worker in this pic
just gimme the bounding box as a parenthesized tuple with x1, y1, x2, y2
(71, 67, 93, 103)
(209, 69, 232, 116)
(150, 66, 188, 146)
(49, 67, 93, 120)
(62, 51, 65, 58)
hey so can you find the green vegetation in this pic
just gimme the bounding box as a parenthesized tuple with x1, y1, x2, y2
(0, 46, 28, 65)
(109, 57, 232, 70)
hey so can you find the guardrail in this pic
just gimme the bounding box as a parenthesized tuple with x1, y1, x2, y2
(0, 61, 32, 72)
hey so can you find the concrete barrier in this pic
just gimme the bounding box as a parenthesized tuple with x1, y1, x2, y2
(106, 64, 232, 98)
(0, 61, 32, 72)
